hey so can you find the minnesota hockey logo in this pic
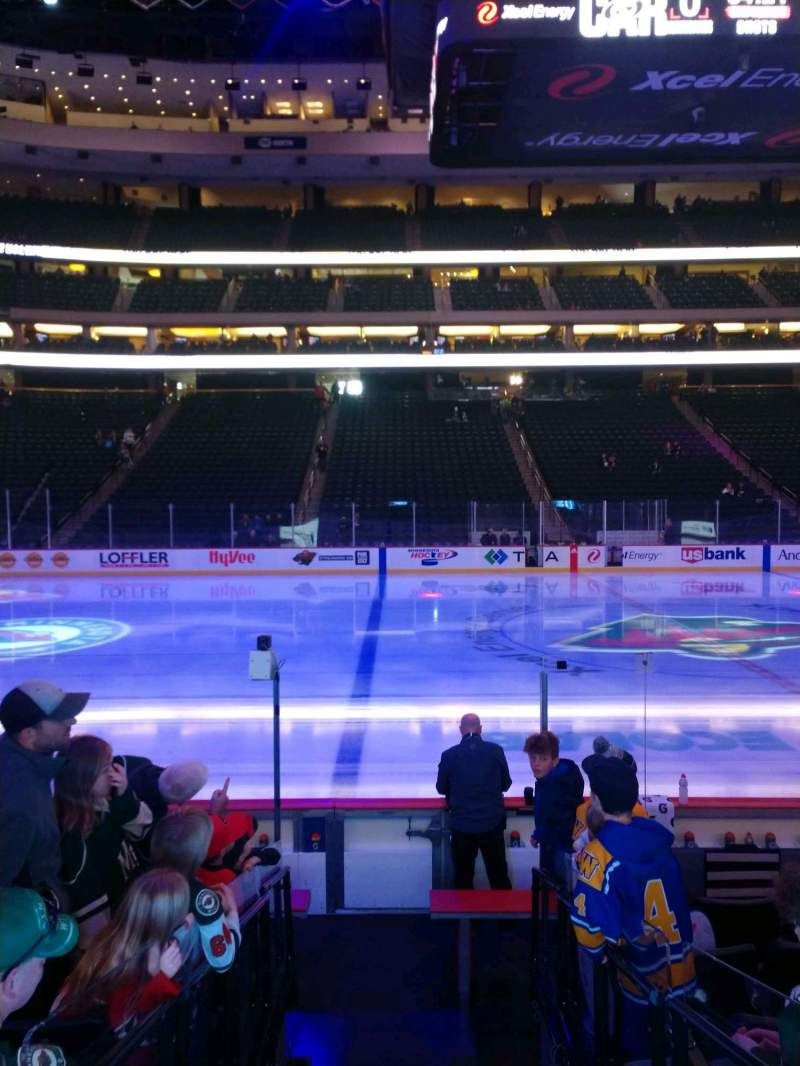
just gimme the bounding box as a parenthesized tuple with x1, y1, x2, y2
(560, 613, 800, 661)
(0, 617, 130, 660)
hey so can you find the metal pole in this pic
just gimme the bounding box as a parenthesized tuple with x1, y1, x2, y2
(412, 501, 417, 547)
(168, 503, 175, 549)
(107, 503, 113, 549)
(45, 488, 52, 550)
(538, 504, 544, 562)
(4, 488, 11, 550)
(351, 501, 356, 548)
(290, 502, 296, 545)
(521, 501, 526, 544)
(539, 670, 548, 732)
(229, 503, 235, 549)
(778, 499, 782, 544)
(273, 666, 281, 844)
(602, 499, 607, 545)
(715, 499, 720, 543)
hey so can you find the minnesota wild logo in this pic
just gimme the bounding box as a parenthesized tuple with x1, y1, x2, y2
(560, 613, 800, 661)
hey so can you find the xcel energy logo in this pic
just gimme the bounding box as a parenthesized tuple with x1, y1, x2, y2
(476, 1, 500, 24)
(548, 64, 616, 100)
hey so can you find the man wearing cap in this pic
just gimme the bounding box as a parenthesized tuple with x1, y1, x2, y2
(0, 681, 89, 902)
(571, 758, 695, 1060)
(0, 887, 78, 1063)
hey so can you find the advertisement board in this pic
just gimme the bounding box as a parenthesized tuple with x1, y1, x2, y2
(386, 546, 528, 570)
(0, 548, 377, 575)
(771, 545, 800, 569)
(621, 544, 762, 568)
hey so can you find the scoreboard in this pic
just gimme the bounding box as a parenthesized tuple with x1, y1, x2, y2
(429, 0, 800, 165)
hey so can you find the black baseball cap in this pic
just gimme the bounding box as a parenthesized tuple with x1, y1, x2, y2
(0, 680, 89, 733)
(588, 758, 639, 817)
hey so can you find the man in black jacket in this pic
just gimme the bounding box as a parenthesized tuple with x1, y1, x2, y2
(436, 713, 512, 890)
(0, 680, 89, 903)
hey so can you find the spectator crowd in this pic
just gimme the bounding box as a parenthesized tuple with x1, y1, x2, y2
(0, 679, 280, 1062)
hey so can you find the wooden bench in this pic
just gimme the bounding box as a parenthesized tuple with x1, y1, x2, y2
(430, 889, 530, 1006)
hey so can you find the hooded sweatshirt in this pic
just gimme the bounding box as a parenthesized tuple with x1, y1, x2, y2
(533, 757, 584, 852)
(571, 817, 695, 1002)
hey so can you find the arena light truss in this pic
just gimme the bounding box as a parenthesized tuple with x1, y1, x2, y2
(3, 349, 800, 371)
(4, 242, 800, 268)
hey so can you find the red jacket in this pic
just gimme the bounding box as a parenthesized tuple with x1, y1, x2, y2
(108, 970, 181, 1030)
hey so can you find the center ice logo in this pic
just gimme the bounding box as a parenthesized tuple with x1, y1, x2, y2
(0, 617, 130, 660)
(560, 613, 800, 661)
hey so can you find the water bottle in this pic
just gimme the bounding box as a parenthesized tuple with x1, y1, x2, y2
(678, 773, 689, 805)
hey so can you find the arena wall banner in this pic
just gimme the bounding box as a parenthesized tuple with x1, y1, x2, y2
(621, 545, 763, 569)
(385, 546, 529, 571)
(0, 547, 378, 575)
(770, 545, 800, 569)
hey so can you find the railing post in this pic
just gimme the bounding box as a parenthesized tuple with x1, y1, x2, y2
(5, 488, 12, 549)
(412, 500, 417, 547)
(351, 501, 356, 548)
(107, 503, 113, 549)
(538, 503, 544, 561)
(778, 499, 782, 544)
(715, 498, 720, 543)
(290, 502, 296, 545)
(45, 488, 52, 550)
(168, 502, 175, 549)
(602, 499, 608, 545)
(229, 503, 235, 549)
(539, 670, 548, 732)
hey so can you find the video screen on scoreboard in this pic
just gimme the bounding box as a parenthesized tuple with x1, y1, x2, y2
(429, 0, 800, 166)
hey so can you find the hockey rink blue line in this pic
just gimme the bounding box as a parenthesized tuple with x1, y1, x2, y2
(331, 573, 387, 785)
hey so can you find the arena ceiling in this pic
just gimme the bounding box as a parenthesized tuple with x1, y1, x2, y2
(0, 0, 386, 62)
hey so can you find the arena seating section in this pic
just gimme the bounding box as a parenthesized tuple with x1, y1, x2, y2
(657, 271, 763, 308)
(0, 271, 119, 312)
(553, 204, 683, 248)
(288, 207, 406, 251)
(319, 392, 527, 544)
(129, 278, 228, 313)
(419, 206, 553, 249)
(0, 195, 138, 248)
(520, 395, 741, 501)
(143, 207, 284, 251)
(552, 273, 652, 310)
(449, 278, 543, 311)
(235, 275, 330, 313)
(683, 199, 800, 245)
(75, 391, 318, 546)
(1, 390, 163, 543)
(759, 271, 800, 306)
(688, 389, 800, 497)
(342, 276, 434, 312)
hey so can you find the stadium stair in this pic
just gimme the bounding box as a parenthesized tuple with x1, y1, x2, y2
(296, 403, 340, 524)
(503, 418, 570, 542)
(674, 393, 798, 515)
(54, 401, 180, 546)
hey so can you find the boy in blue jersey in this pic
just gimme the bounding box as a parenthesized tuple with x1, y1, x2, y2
(524, 730, 584, 886)
(571, 758, 695, 1061)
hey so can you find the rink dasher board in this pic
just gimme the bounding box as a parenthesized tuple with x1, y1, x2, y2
(0, 545, 798, 575)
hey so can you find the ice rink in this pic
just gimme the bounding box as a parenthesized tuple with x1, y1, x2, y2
(3, 568, 800, 799)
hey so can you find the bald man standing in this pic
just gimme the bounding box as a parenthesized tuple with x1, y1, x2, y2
(436, 714, 512, 890)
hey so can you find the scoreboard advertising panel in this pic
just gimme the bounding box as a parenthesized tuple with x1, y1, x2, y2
(430, 0, 800, 165)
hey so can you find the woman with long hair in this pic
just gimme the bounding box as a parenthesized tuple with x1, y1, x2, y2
(53, 868, 190, 1031)
(56, 736, 152, 948)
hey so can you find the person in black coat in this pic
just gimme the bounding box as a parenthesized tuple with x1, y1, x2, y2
(436, 714, 512, 890)
(524, 730, 584, 886)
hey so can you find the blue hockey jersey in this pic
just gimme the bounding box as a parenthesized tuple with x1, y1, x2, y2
(571, 817, 695, 1003)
